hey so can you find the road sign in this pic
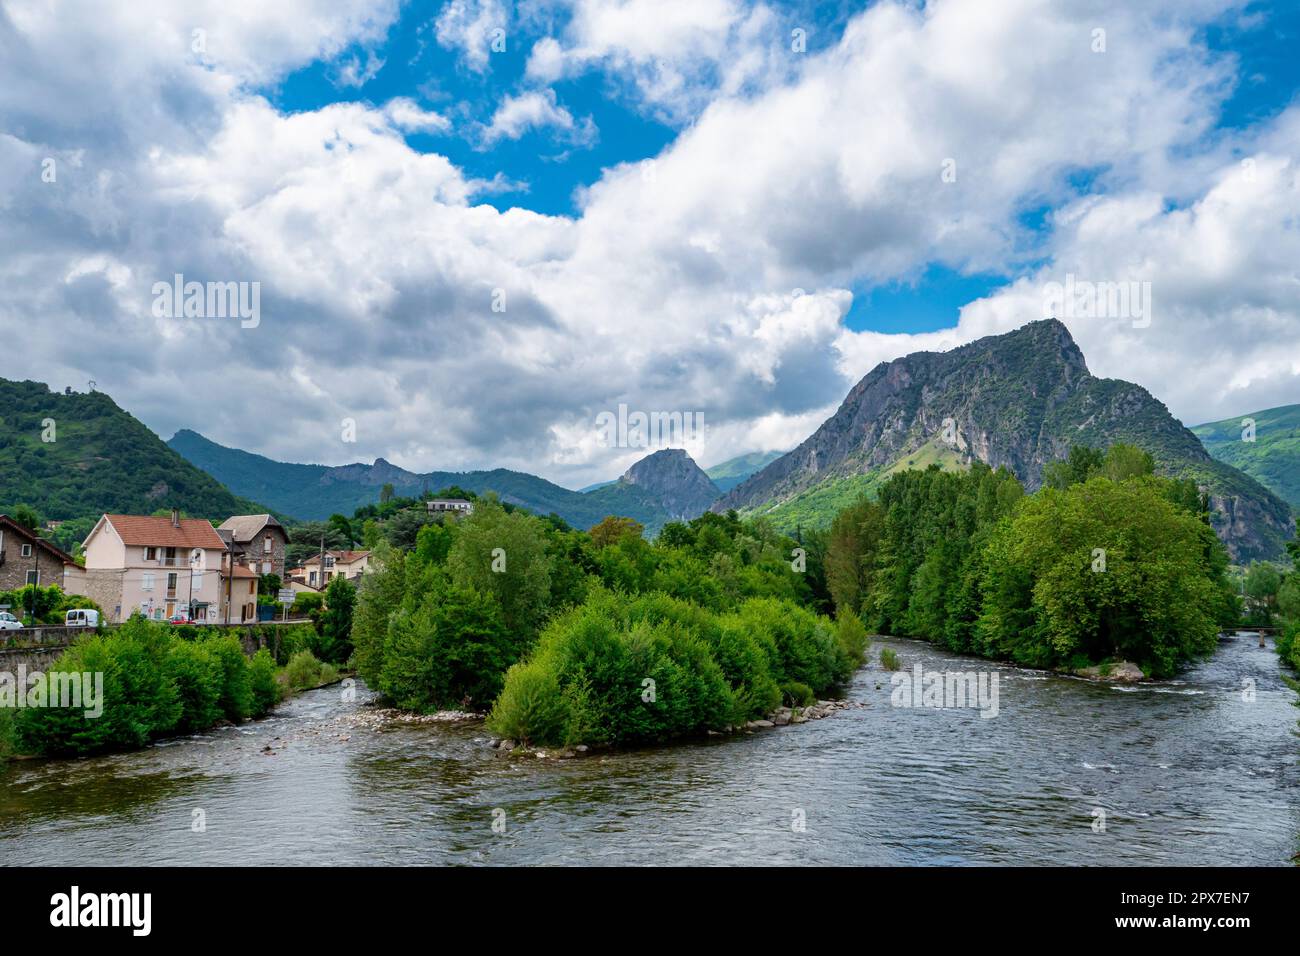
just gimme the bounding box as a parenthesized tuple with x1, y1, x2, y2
(277, 589, 296, 605)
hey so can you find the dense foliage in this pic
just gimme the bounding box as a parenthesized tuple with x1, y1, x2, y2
(0, 380, 269, 522)
(0, 584, 101, 626)
(12, 618, 283, 756)
(824, 446, 1239, 678)
(351, 498, 839, 725)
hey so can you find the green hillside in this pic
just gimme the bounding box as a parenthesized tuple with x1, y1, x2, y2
(705, 450, 785, 492)
(0, 380, 270, 524)
(169, 429, 681, 532)
(1191, 404, 1300, 509)
(745, 438, 966, 532)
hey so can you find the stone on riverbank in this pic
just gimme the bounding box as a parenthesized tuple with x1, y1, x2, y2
(1073, 661, 1145, 682)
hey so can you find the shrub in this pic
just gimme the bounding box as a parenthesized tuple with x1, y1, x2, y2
(0, 708, 15, 767)
(781, 681, 815, 707)
(835, 613, 871, 670)
(486, 661, 568, 744)
(378, 583, 517, 712)
(248, 649, 282, 717)
(880, 648, 901, 671)
(166, 639, 223, 734)
(284, 650, 332, 691)
(17, 618, 181, 755)
(206, 636, 253, 722)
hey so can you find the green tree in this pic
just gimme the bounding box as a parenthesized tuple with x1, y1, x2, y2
(447, 499, 553, 638)
(316, 576, 357, 664)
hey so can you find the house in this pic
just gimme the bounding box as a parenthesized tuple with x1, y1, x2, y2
(222, 563, 261, 624)
(217, 514, 288, 579)
(66, 510, 229, 624)
(427, 498, 473, 517)
(298, 550, 371, 587)
(0, 514, 76, 593)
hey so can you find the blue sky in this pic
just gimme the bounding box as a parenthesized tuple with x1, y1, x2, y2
(4, 0, 1299, 482)
(256, 0, 1300, 339)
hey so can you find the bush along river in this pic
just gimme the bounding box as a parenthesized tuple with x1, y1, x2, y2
(1, 631, 1296, 866)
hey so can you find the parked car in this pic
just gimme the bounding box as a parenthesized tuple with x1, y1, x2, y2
(65, 609, 100, 628)
(168, 614, 196, 625)
(0, 611, 24, 631)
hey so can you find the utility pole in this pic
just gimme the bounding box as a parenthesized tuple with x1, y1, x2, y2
(318, 535, 326, 591)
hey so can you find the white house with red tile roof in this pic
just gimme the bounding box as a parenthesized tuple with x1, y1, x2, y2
(66, 510, 230, 623)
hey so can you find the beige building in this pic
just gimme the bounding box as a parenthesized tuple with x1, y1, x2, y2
(296, 550, 371, 588)
(68, 512, 229, 623)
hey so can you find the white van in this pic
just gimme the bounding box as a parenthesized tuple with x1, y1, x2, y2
(65, 609, 100, 628)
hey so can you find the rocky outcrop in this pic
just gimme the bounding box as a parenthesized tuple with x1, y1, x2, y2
(714, 320, 1293, 561)
(617, 448, 721, 521)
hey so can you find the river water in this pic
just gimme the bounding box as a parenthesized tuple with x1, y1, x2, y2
(2, 632, 1297, 865)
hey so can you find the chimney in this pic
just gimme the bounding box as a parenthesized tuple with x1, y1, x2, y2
(171, 508, 180, 528)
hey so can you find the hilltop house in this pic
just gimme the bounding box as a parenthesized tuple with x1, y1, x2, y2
(217, 514, 288, 579)
(67, 511, 228, 623)
(0, 514, 76, 593)
(294, 550, 371, 588)
(427, 498, 473, 518)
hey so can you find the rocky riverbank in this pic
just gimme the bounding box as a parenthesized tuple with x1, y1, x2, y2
(1070, 661, 1145, 682)
(488, 697, 864, 758)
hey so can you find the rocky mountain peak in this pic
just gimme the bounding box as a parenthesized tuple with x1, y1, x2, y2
(620, 448, 721, 521)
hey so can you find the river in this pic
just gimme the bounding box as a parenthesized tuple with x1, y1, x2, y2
(2, 632, 1297, 865)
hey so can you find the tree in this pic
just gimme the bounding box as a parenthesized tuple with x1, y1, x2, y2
(1099, 442, 1155, 483)
(316, 576, 357, 663)
(447, 499, 553, 638)
(588, 515, 644, 549)
(11, 504, 40, 532)
(1244, 561, 1282, 621)
(379, 483, 395, 504)
(979, 477, 1228, 676)
(1043, 445, 1104, 490)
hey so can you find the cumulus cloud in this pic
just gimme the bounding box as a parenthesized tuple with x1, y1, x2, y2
(480, 88, 596, 145)
(1, 0, 1296, 492)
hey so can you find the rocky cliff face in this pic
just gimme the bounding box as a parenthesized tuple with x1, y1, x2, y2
(715, 320, 1293, 561)
(620, 448, 721, 521)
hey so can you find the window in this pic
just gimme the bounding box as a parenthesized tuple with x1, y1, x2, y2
(309, 571, 317, 586)
(21, 543, 32, 557)
(144, 546, 157, 561)
(166, 572, 178, 593)
(193, 571, 203, 590)
(248, 580, 256, 595)
(142, 573, 154, 591)
(26, 569, 39, 586)
(263, 535, 272, 553)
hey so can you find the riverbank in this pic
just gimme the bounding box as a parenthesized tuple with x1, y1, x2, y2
(3, 634, 1295, 866)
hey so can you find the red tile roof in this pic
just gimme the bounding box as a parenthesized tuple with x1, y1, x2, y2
(104, 515, 227, 551)
(0, 515, 76, 564)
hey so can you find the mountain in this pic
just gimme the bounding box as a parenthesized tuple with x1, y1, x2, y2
(169, 430, 720, 532)
(619, 448, 721, 520)
(705, 450, 786, 492)
(1191, 404, 1300, 510)
(0, 379, 270, 522)
(714, 320, 1294, 562)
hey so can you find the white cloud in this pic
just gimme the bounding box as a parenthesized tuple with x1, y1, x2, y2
(1, 0, 1296, 494)
(383, 97, 452, 133)
(433, 0, 509, 73)
(480, 88, 596, 145)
